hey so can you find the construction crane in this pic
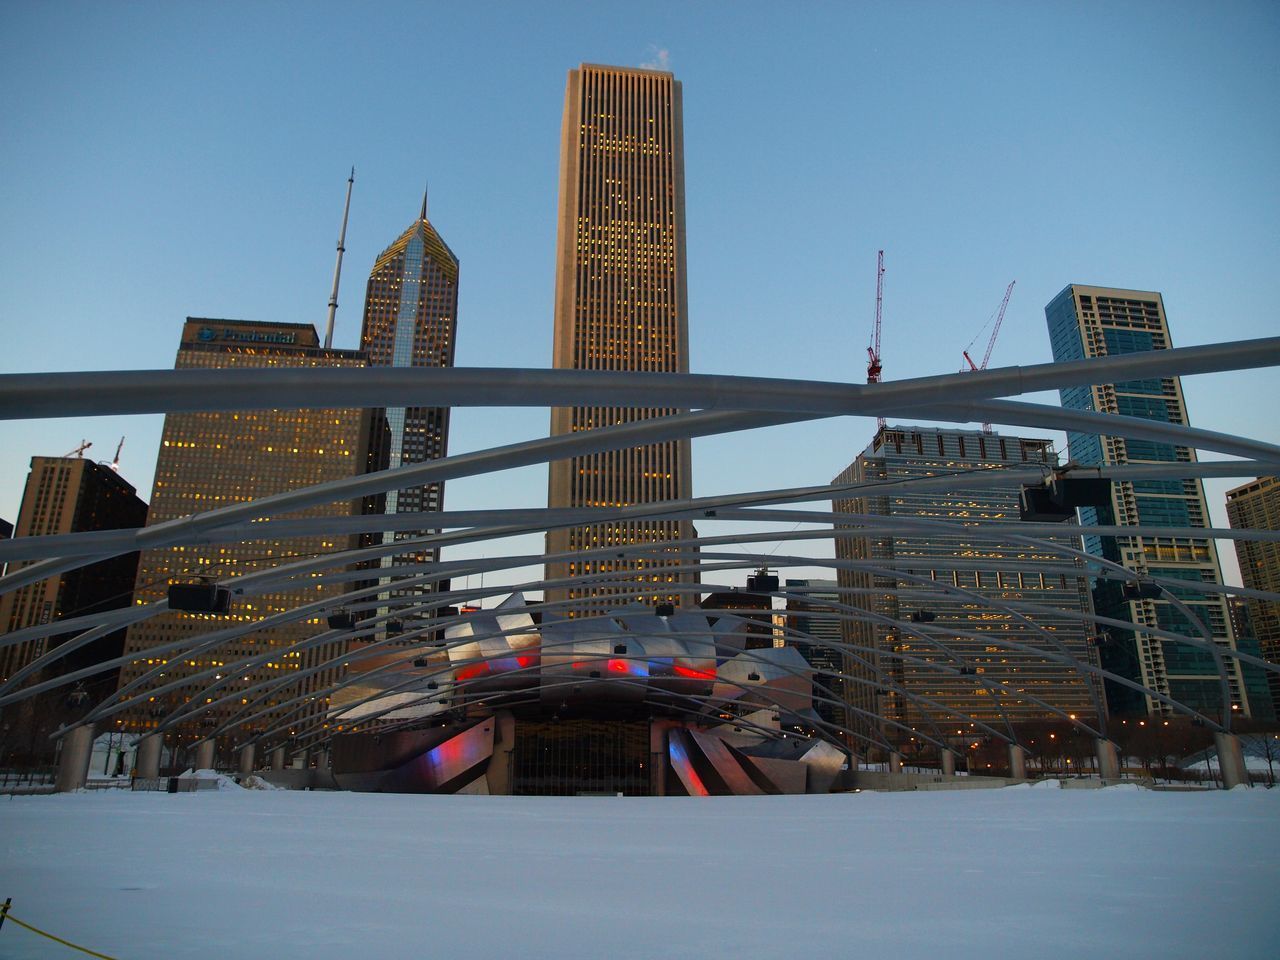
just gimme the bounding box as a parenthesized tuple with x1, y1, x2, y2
(866, 250, 885, 431)
(63, 440, 92, 459)
(110, 436, 125, 472)
(962, 280, 1016, 434)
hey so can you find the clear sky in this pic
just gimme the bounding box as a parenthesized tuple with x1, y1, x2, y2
(1, 0, 1277, 591)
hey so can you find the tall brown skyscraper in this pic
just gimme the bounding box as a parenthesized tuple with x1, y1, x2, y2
(546, 63, 694, 610)
(1226, 476, 1280, 710)
(117, 319, 372, 751)
(0, 455, 146, 762)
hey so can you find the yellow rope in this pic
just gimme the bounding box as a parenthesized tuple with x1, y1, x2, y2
(1, 913, 121, 959)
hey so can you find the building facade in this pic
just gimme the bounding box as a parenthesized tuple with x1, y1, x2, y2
(359, 197, 460, 591)
(546, 63, 694, 611)
(1045, 284, 1252, 718)
(832, 427, 1103, 750)
(0, 455, 147, 762)
(117, 319, 373, 754)
(784, 579, 847, 731)
(1226, 476, 1280, 713)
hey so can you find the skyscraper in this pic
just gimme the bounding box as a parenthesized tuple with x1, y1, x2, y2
(832, 427, 1103, 748)
(1045, 284, 1253, 717)
(546, 63, 694, 611)
(359, 195, 460, 590)
(117, 319, 373, 751)
(0, 455, 147, 762)
(1226, 475, 1280, 712)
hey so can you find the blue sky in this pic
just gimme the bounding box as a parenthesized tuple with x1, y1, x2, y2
(1, 1, 1277, 589)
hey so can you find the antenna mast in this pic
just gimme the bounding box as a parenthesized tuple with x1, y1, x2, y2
(323, 166, 355, 350)
(866, 250, 885, 431)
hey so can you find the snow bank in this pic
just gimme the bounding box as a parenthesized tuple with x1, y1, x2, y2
(1, 788, 1276, 959)
(177, 768, 242, 790)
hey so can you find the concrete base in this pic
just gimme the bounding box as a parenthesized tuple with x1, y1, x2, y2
(1095, 738, 1121, 780)
(195, 740, 216, 771)
(888, 752, 903, 774)
(55, 725, 95, 793)
(238, 744, 256, 775)
(315, 749, 330, 770)
(940, 751, 956, 777)
(1214, 732, 1249, 789)
(270, 746, 285, 771)
(485, 711, 516, 795)
(1008, 744, 1027, 780)
(135, 733, 162, 779)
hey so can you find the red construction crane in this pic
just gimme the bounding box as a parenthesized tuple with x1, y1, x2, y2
(962, 280, 1015, 434)
(866, 250, 885, 431)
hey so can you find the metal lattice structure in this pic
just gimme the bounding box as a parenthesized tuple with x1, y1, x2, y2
(2, 337, 1279, 790)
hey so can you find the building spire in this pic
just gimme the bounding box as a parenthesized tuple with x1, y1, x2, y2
(420, 180, 428, 221)
(323, 166, 355, 351)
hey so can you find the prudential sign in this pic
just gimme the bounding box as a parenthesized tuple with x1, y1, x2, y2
(196, 326, 297, 345)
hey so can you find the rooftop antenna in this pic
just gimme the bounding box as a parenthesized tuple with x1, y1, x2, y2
(110, 436, 125, 472)
(420, 180, 428, 221)
(323, 166, 355, 350)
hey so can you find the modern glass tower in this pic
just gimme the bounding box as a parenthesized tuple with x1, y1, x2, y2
(832, 427, 1103, 749)
(1045, 284, 1252, 718)
(545, 63, 694, 612)
(359, 196, 460, 593)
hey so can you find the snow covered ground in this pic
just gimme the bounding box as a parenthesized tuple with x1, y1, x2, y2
(2, 784, 1277, 959)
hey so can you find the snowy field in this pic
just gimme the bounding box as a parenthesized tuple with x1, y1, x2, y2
(2, 784, 1278, 959)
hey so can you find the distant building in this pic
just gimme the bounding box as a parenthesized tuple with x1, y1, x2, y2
(117, 319, 374, 754)
(359, 195, 459, 596)
(784, 579, 847, 731)
(1225, 598, 1277, 722)
(0, 518, 12, 578)
(1045, 285, 1253, 717)
(700, 590, 773, 649)
(0, 455, 147, 762)
(545, 63, 694, 612)
(832, 426, 1103, 750)
(1226, 476, 1280, 714)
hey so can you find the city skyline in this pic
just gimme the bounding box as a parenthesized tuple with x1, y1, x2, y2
(1, 3, 1277, 594)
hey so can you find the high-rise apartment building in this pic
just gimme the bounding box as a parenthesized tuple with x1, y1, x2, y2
(1226, 476, 1280, 711)
(118, 319, 373, 751)
(0, 455, 147, 761)
(359, 197, 460, 588)
(546, 63, 694, 611)
(1045, 285, 1253, 717)
(832, 427, 1103, 748)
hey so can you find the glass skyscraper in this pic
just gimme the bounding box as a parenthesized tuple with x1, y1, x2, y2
(1045, 284, 1253, 717)
(359, 198, 459, 595)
